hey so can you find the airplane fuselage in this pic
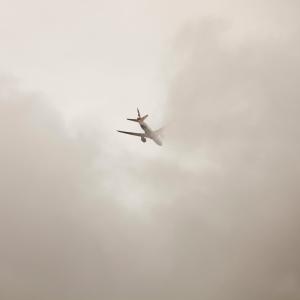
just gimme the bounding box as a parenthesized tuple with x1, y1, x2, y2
(140, 121, 162, 146)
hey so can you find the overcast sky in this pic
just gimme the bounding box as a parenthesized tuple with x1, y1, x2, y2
(1, 1, 300, 299)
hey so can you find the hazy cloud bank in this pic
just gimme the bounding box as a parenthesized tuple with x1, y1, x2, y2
(141, 17, 300, 300)
(0, 80, 162, 300)
(1, 4, 300, 300)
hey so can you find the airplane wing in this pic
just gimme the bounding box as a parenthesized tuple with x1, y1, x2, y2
(117, 130, 146, 137)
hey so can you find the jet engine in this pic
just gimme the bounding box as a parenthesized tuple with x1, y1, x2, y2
(141, 136, 146, 143)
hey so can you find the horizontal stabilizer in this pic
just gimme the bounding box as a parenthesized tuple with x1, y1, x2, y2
(127, 114, 148, 122)
(127, 118, 139, 122)
(141, 114, 148, 121)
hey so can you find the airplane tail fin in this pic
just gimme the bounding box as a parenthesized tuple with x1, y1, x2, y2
(127, 108, 148, 122)
(137, 108, 148, 121)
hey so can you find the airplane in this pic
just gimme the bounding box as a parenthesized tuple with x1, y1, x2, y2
(117, 108, 163, 146)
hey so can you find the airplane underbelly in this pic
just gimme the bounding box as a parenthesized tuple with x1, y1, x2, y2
(153, 137, 162, 146)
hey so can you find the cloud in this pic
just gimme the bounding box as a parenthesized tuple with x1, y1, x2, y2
(137, 16, 300, 300)
(0, 80, 157, 300)
(0, 78, 178, 300)
(1, 2, 300, 299)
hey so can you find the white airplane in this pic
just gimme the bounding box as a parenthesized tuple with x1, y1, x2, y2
(117, 108, 163, 146)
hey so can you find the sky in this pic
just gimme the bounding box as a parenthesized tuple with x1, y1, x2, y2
(0, 0, 300, 299)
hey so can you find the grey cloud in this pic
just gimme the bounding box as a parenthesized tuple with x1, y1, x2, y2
(2, 2, 300, 300)
(138, 17, 300, 300)
(0, 82, 160, 300)
(0, 80, 183, 300)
